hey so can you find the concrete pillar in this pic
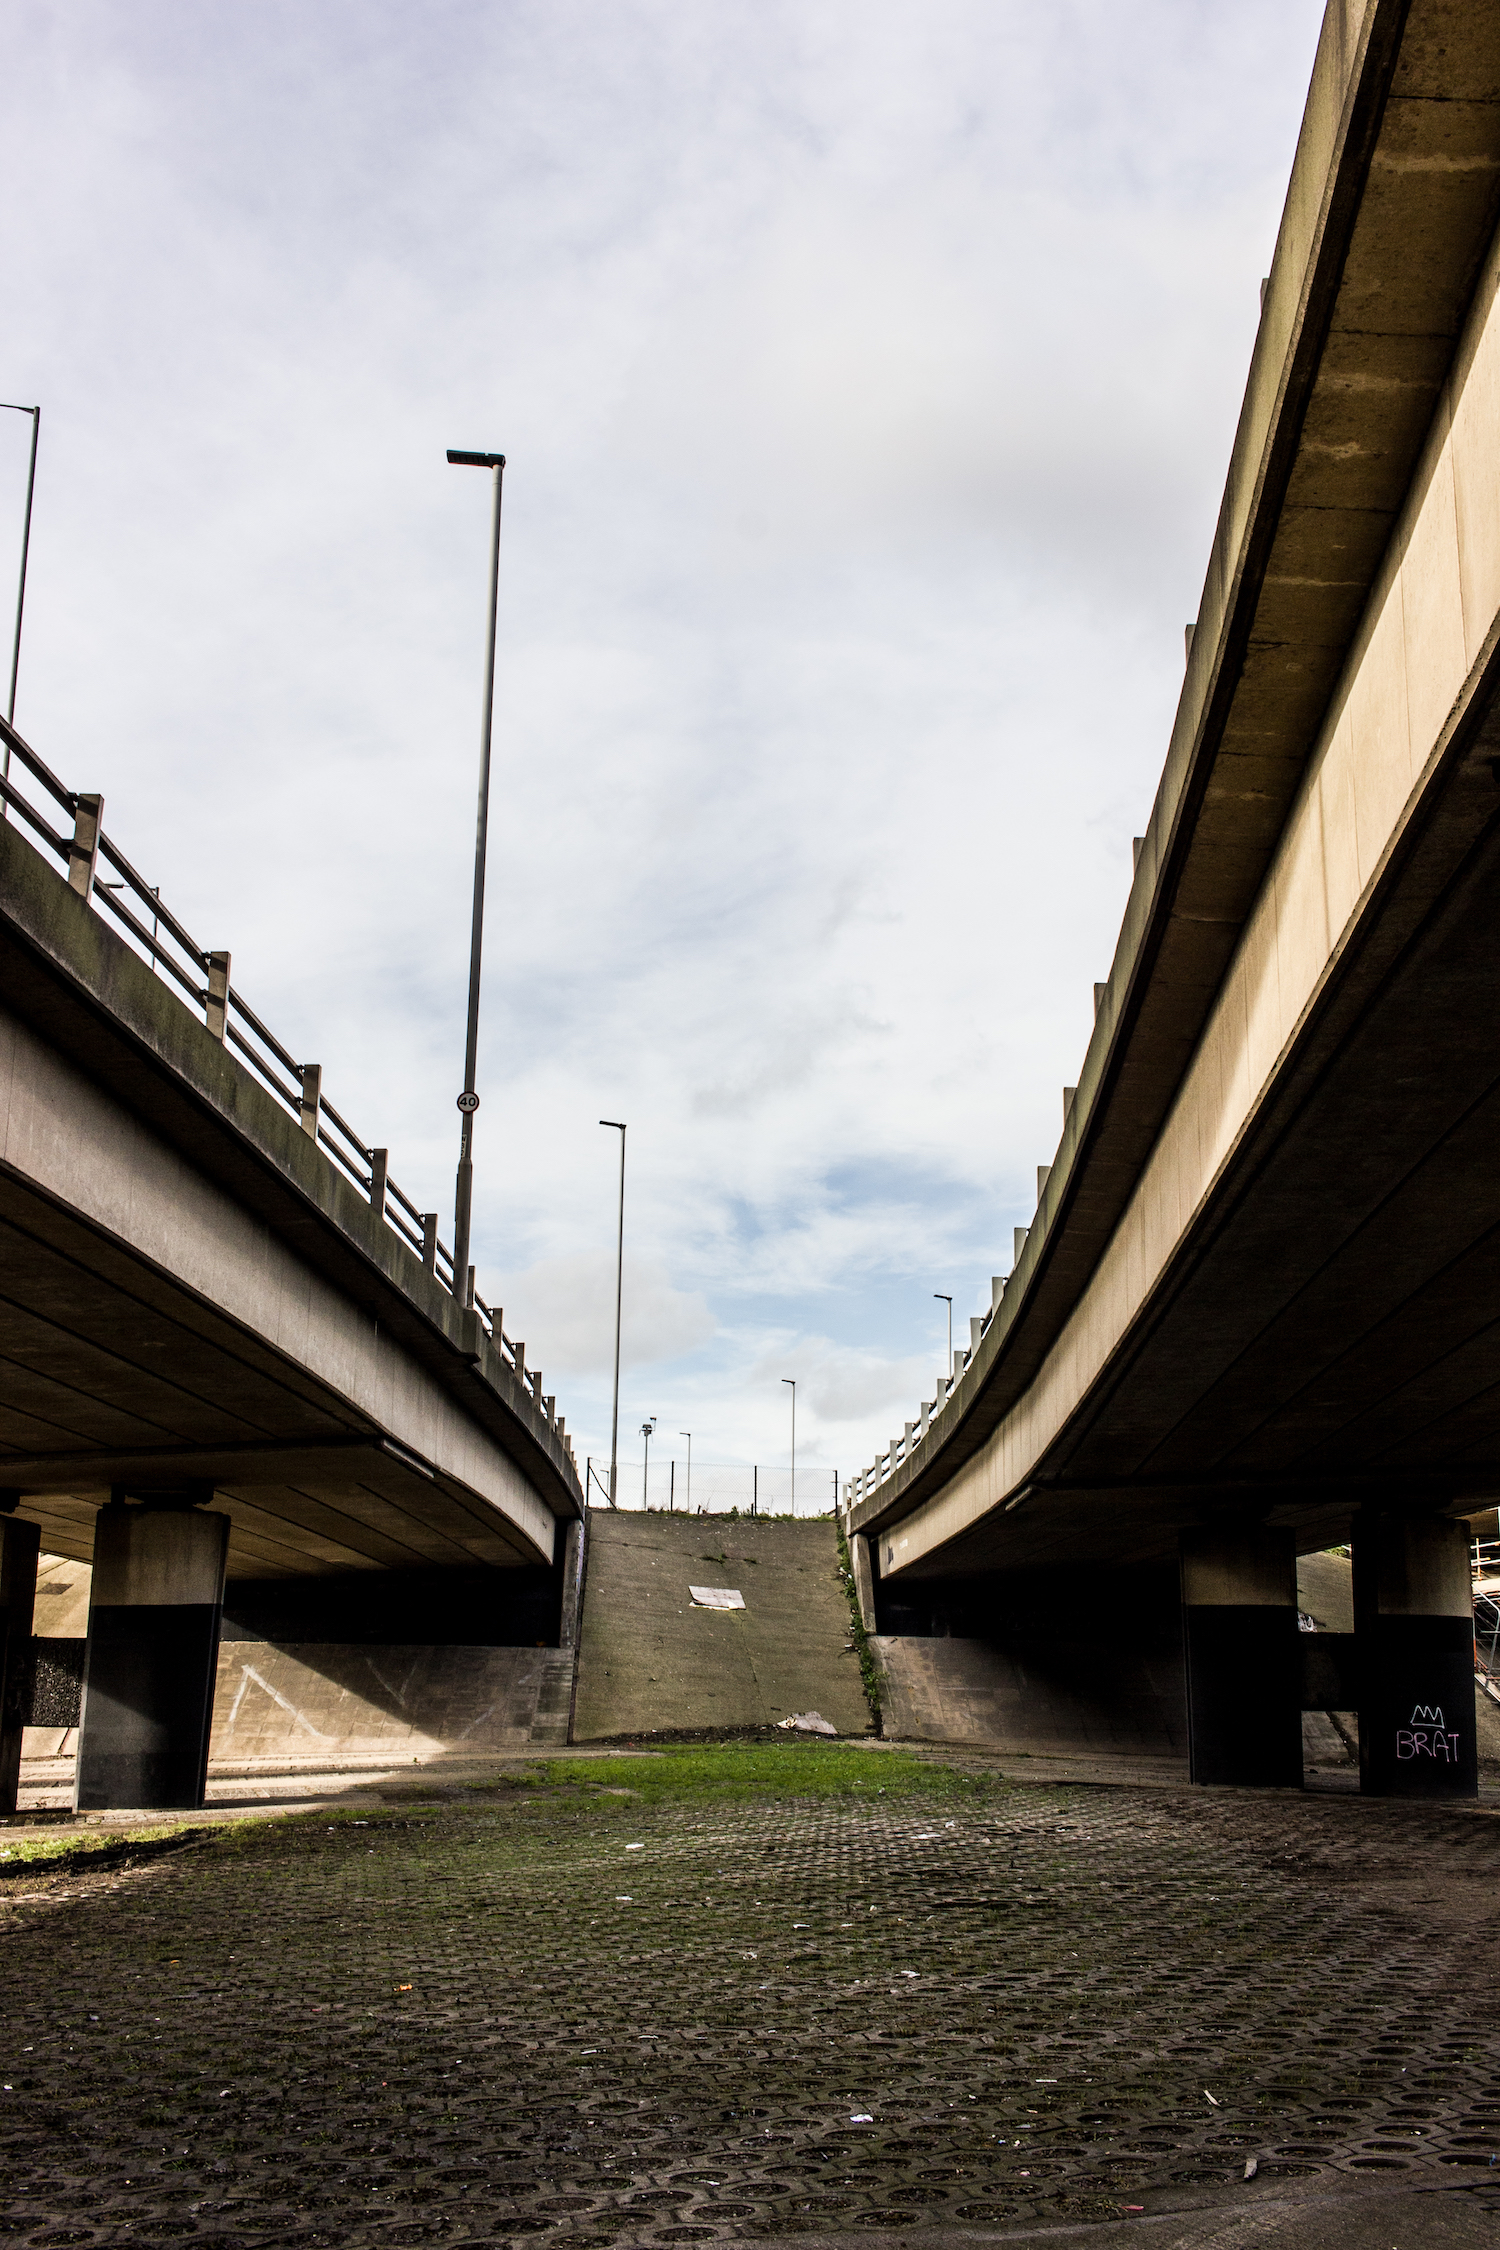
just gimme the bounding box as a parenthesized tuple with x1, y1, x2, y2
(1180, 1524, 1301, 1787)
(0, 1505, 41, 1814)
(76, 1498, 230, 1812)
(559, 1516, 587, 1650)
(1353, 1510, 1476, 1799)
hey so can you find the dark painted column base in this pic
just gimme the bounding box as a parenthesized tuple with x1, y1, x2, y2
(1359, 1615, 1477, 1798)
(1354, 1510, 1477, 1801)
(76, 1500, 230, 1813)
(1182, 1604, 1303, 1787)
(1181, 1525, 1302, 1788)
(0, 1509, 42, 1814)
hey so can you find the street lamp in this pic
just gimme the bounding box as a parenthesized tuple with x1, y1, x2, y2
(601, 1121, 627, 1506)
(781, 1377, 796, 1516)
(2, 402, 39, 810)
(640, 1418, 656, 1510)
(679, 1432, 691, 1514)
(446, 445, 507, 1296)
(934, 1293, 953, 1369)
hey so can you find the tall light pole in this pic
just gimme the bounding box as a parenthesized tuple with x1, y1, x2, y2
(781, 1377, 796, 1515)
(640, 1418, 656, 1510)
(446, 446, 506, 1296)
(679, 1431, 691, 1514)
(934, 1292, 953, 1369)
(2, 403, 39, 811)
(601, 1121, 626, 1506)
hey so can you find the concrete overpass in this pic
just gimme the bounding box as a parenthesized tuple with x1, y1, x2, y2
(845, 0, 1500, 1799)
(0, 724, 583, 1808)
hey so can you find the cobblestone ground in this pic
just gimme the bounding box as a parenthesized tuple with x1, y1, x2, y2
(2, 1749, 1500, 2248)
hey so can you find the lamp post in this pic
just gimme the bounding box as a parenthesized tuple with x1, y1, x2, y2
(679, 1431, 691, 1514)
(641, 1418, 656, 1510)
(601, 1121, 626, 1506)
(2, 402, 39, 811)
(781, 1377, 796, 1515)
(445, 445, 506, 1295)
(934, 1292, 953, 1369)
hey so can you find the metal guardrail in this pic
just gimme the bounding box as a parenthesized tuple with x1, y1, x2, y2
(0, 714, 574, 1468)
(844, 1280, 1013, 1510)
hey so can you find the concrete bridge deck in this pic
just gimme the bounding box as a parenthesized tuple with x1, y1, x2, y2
(0, 804, 579, 1578)
(851, 0, 1500, 1582)
(0, 714, 584, 1809)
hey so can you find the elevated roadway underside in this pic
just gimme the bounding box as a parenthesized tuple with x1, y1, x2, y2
(0, 811, 577, 1580)
(0, 1168, 546, 1578)
(894, 719, 1500, 1580)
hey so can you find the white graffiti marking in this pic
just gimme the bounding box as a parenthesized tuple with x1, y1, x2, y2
(228, 1663, 334, 1740)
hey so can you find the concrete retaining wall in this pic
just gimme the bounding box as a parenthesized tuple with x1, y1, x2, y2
(874, 1635, 1188, 1758)
(22, 1642, 574, 1776)
(209, 1643, 574, 1762)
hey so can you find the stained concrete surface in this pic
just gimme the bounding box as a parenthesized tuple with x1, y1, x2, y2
(572, 1509, 870, 1739)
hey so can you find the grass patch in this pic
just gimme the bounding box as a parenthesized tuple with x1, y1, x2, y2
(0, 1822, 204, 1872)
(528, 1742, 1003, 1808)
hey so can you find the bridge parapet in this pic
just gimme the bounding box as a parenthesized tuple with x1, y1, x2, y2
(0, 712, 575, 1495)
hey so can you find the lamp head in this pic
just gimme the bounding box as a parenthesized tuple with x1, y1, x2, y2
(447, 449, 506, 469)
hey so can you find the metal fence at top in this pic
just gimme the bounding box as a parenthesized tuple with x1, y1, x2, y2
(0, 715, 574, 1468)
(582, 1456, 838, 1517)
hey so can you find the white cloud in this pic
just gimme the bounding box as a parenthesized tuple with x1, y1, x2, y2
(0, 0, 1327, 1482)
(501, 1255, 714, 1378)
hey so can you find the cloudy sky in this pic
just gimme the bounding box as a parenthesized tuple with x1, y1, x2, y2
(3, 0, 1326, 1508)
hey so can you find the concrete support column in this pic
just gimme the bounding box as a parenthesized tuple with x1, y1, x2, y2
(559, 1517, 586, 1650)
(1353, 1510, 1476, 1799)
(76, 1497, 230, 1812)
(1180, 1524, 1301, 1787)
(0, 1505, 41, 1814)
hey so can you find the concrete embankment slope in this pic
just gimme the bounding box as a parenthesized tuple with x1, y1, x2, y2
(572, 1509, 870, 1739)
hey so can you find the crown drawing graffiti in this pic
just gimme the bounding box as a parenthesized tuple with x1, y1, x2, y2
(1410, 1705, 1445, 1726)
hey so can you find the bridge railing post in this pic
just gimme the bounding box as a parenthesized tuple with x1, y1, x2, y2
(368, 1147, 388, 1216)
(421, 1213, 438, 1272)
(205, 950, 231, 1041)
(299, 1063, 322, 1139)
(68, 792, 103, 899)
